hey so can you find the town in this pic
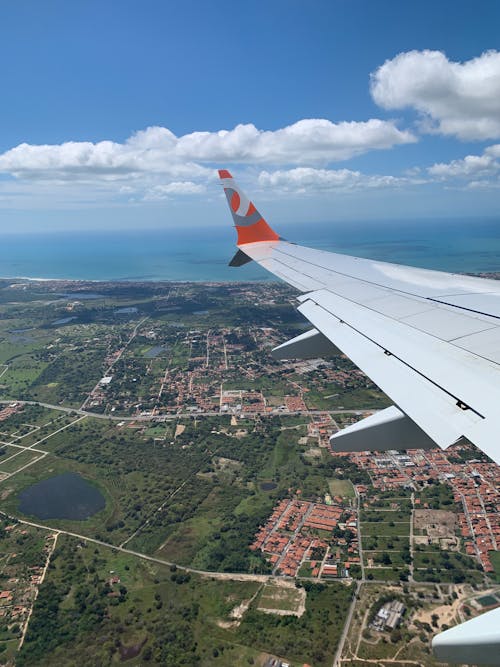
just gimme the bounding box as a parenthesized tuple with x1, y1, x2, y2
(0, 279, 498, 667)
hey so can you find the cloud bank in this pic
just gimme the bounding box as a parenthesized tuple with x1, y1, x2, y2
(1, 48, 499, 210)
(371, 50, 500, 140)
(428, 144, 500, 188)
(258, 167, 415, 193)
(0, 119, 415, 185)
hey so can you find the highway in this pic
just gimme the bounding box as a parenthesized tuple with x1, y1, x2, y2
(2, 512, 275, 584)
(0, 398, 373, 422)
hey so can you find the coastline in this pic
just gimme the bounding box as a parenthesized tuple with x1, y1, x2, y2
(2, 217, 500, 282)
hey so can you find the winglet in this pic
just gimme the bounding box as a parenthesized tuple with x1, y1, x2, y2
(218, 169, 280, 246)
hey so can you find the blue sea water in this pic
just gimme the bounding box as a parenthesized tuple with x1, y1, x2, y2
(1, 217, 500, 282)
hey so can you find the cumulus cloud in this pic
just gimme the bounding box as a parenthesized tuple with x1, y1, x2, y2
(371, 50, 500, 140)
(258, 167, 417, 194)
(0, 136, 211, 182)
(171, 118, 415, 163)
(0, 118, 415, 185)
(428, 144, 500, 179)
(143, 181, 206, 200)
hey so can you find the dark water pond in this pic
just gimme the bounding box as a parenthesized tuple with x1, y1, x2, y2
(114, 307, 138, 315)
(144, 345, 167, 358)
(260, 481, 277, 491)
(60, 292, 104, 300)
(18, 472, 105, 520)
(52, 316, 77, 326)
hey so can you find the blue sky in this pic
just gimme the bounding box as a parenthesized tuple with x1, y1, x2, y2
(1, 0, 500, 232)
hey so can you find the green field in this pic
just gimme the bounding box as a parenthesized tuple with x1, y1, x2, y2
(328, 477, 355, 498)
(361, 521, 410, 536)
(0, 448, 45, 474)
(413, 547, 486, 584)
(477, 594, 499, 607)
(256, 583, 304, 612)
(364, 567, 410, 582)
(490, 551, 500, 583)
(17, 535, 353, 667)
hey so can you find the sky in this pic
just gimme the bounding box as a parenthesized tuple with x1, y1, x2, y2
(1, 0, 500, 232)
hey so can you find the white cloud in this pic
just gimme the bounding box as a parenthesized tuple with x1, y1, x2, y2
(0, 118, 415, 185)
(371, 50, 500, 140)
(428, 144, 500, 178)
(258, 167, 417, 194)
(0, 137, 211, 181)
(465, 179, 500, 190)
(171, 118, 415, 163)
(143, 181, 206, 200)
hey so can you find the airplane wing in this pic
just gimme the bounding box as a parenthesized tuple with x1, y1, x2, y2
(219, 168, 500, 465)
(219, 168, 500, 665)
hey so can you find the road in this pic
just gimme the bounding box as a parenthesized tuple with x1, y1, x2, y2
(409, 491, 415, 582)
(80, 316, 149, 410)
(0, 398, 374, 422)
(332, 580, 361, 667)
(3, 513, 273, 584)
(18, 531, 60, 649)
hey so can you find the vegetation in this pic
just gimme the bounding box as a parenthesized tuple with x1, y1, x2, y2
(17, 536, 352, 667)
(417, 482, 454, 510)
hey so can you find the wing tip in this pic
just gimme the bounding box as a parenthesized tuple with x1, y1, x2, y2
(218, 168, 280, 245)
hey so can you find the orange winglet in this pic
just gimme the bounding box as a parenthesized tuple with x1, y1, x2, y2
(219, 168, 280, 245)
(236, 219, 280, 245)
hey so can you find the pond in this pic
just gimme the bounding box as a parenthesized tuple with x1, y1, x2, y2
(60, 292, 104, 300)
(18, 472, 105, 520)
(260, 481, 277, 491)
(114, 307, 138, 315)
(144, 345, 167, 358)
(51, 316, 77, 326)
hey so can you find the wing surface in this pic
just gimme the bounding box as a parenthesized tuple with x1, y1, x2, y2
(219, 170, 500, 465)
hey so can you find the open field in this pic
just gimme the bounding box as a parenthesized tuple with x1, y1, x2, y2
(413, 547, 485, 584)
(256, 582, 306, 615)
(491, 551, 500, 583)
(328, 477, 355, 498)
(16, 534, 353, 667)
(0, 448, 46, 474)
(360, 522, 410, 537)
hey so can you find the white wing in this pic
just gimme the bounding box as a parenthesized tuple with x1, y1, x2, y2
(432, 606, 500, 665)
(219, 169, 500, 465)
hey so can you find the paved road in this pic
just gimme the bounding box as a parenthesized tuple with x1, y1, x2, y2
(409, 491, 415, 582)
(332, 580, 361, 667)
(355, 486, 365, 581)
(3, 513, 273, 583)
(0, 399, 374, 422)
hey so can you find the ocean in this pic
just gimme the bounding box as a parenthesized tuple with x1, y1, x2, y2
(1, 217, 500, 282)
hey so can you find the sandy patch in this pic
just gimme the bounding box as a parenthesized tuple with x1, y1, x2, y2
(257, 580, 307, 617)
(174, 424, 185, 438)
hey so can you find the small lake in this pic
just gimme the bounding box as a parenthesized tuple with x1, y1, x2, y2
(18, 472, 105, 520)
(144, 345, 167, 358)
(260, 481, 277, 491)
(60, 292, 104, 300)
(52, 316, 77, 326)
(114, 307, 138, 315)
